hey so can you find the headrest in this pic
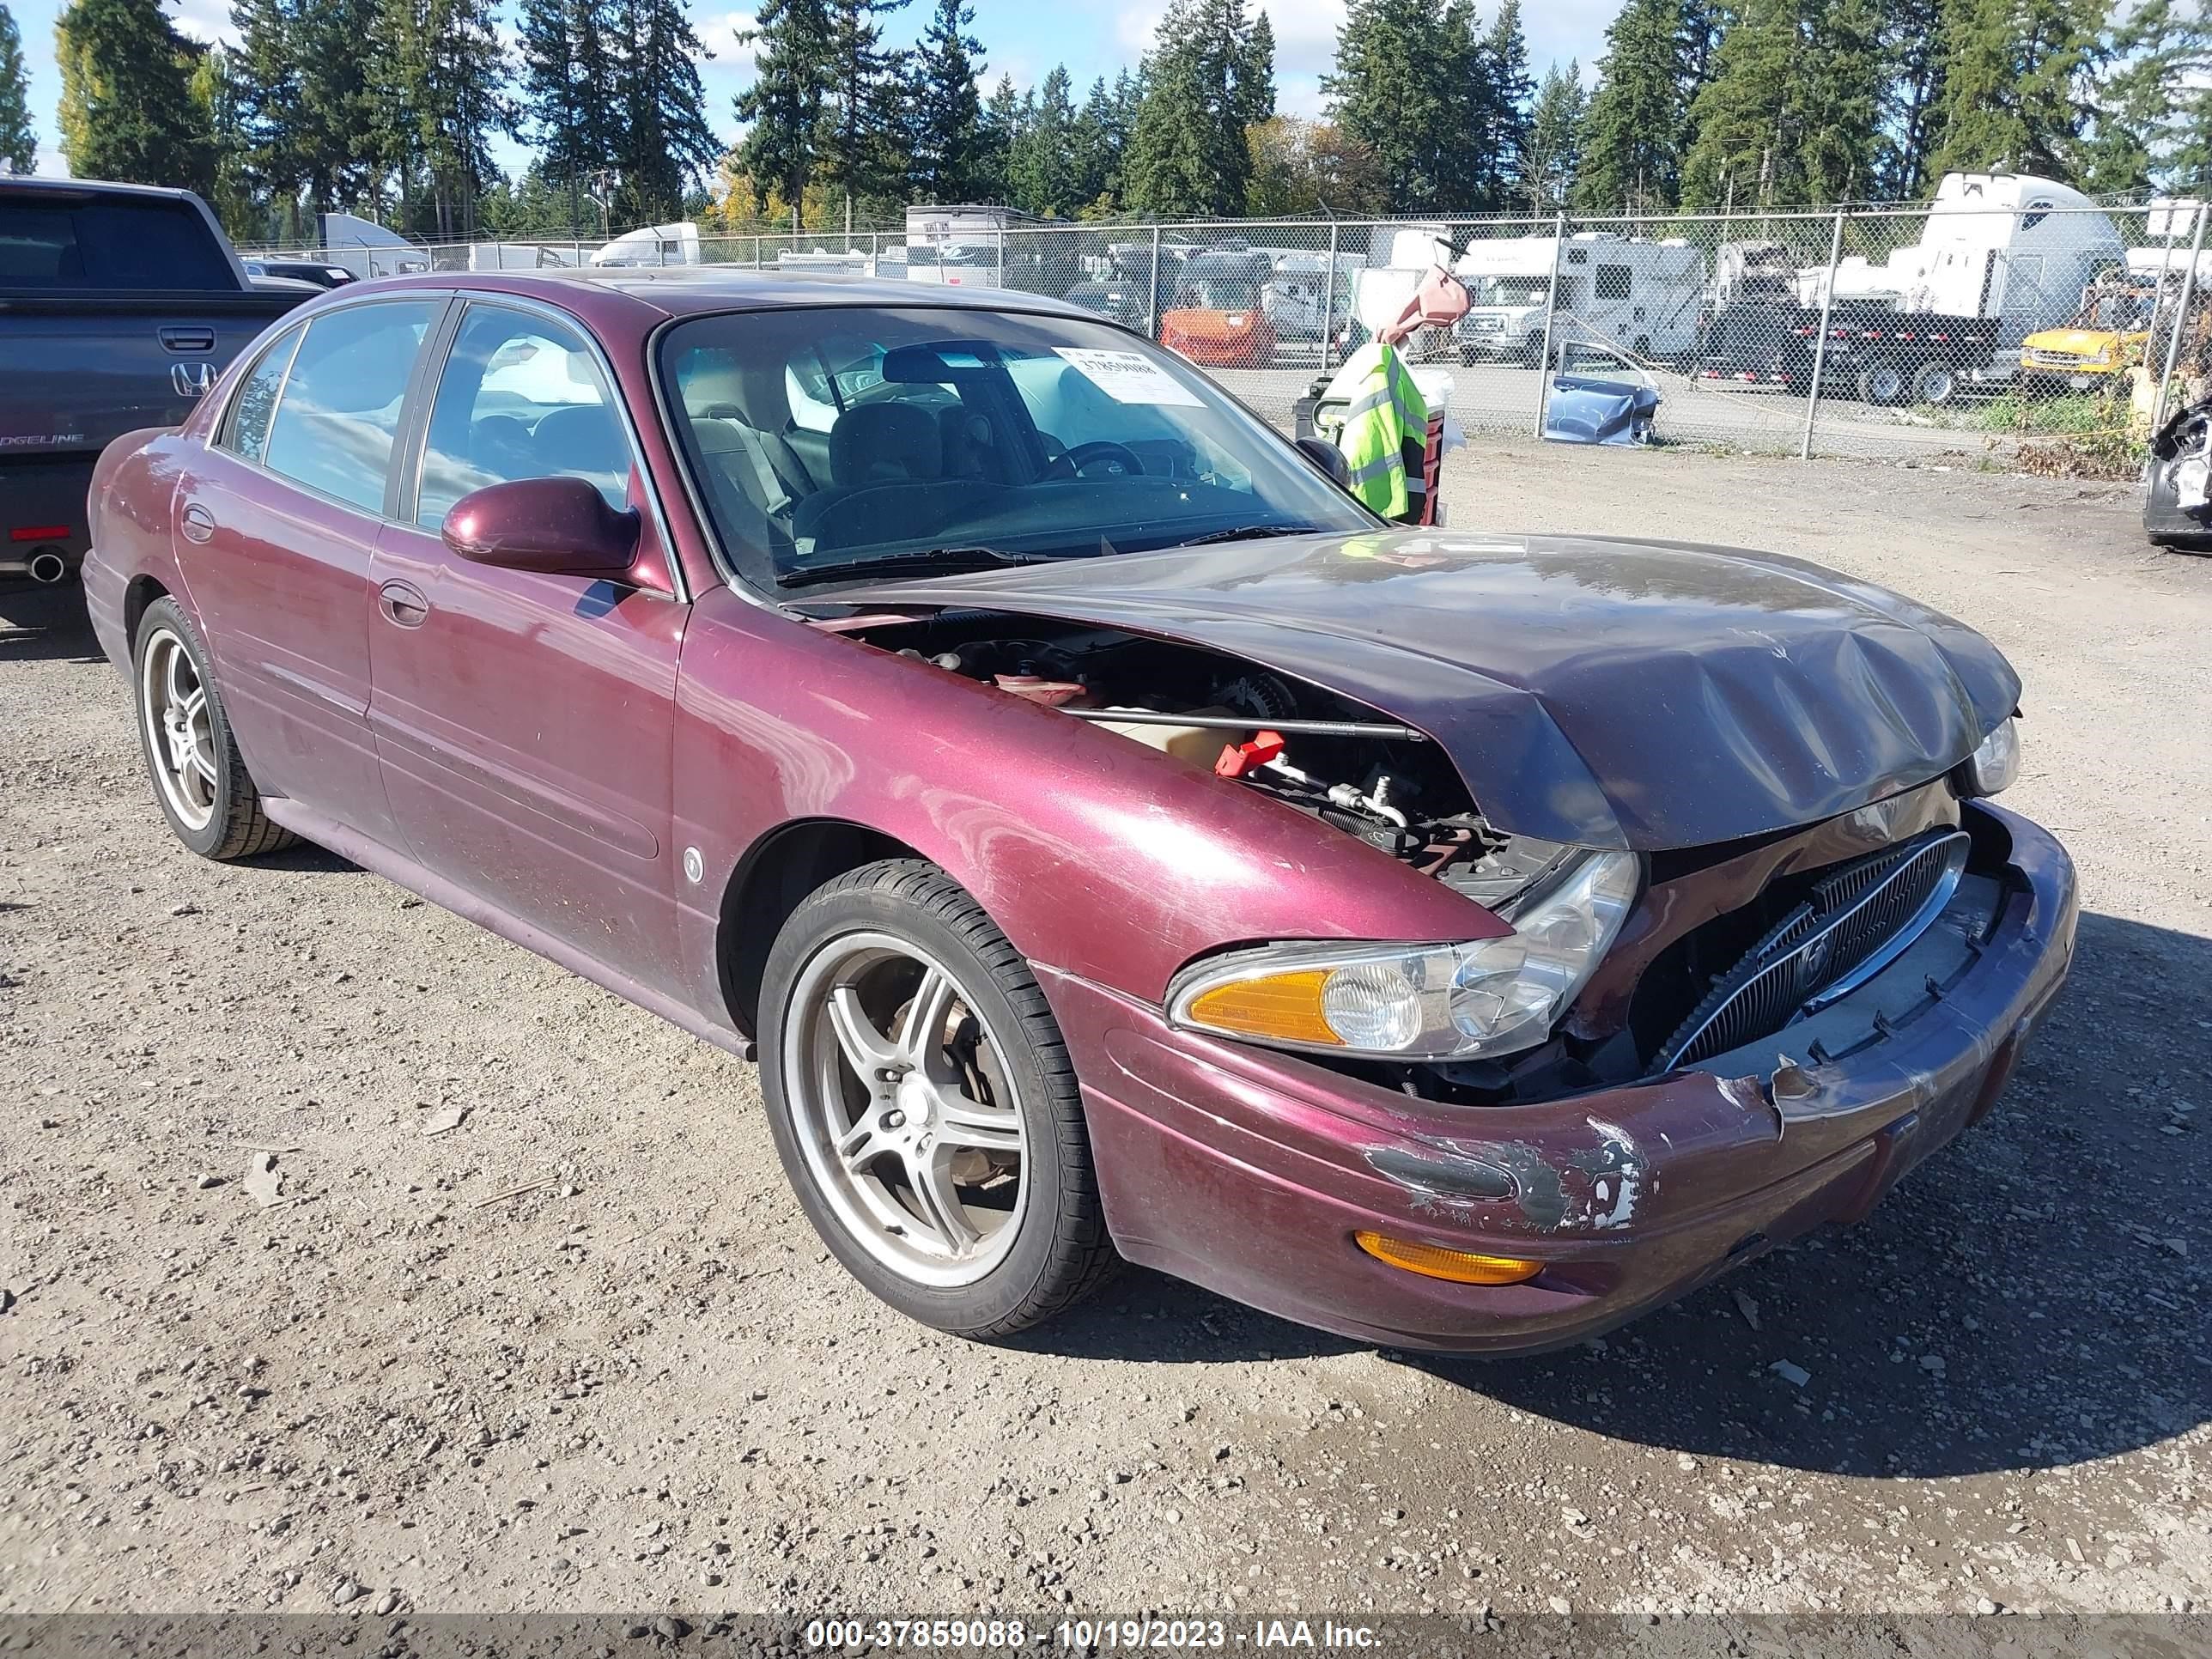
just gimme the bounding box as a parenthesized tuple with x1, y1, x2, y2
(830, 403, 942, 486)
(532, 404, 624, 473)
(678, 347, 787, 432)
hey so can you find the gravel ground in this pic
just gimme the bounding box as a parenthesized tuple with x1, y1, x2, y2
(3, 444, 2209, 1626)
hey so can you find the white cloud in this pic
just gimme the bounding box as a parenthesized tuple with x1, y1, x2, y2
(699, 10, 760, 70)
(171, 0, 240, 48)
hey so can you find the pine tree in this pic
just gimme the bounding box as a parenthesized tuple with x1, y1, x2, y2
(610, 0, 720, 223)
(1923, 0, 2104, 183)
(1478, 0, 1535, 209)
(55, 0, 215, 192)
(1880, 0, 1949, 198)
(519, 0, 621, 222)
(733, 0, 832, 228)
(975, 71, 1019, 200)
(2075, 0, 2202, 194)
(1796, 0, 1887, 201)
(1574, 0, 1686, 210)
(370, 0, 513, 236)
(0, 3, 35, 175)
(188, 42, 261, 232)
(295, 0, 385, 214)
(1325, 0, 1458, 211)
(1432, 0, 1490, 206)
(908, 0, 984, 203)
(1123, 0, 1271, 218)
(1675, 0, 1726, 161)
(227, 0, 301, 226)
(1522, 59, 1586, 210)
(816, 0, 908, 230)
(1007, 64, 1076, 214)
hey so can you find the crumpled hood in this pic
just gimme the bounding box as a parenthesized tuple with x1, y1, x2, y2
(830, 528, 2021, 850)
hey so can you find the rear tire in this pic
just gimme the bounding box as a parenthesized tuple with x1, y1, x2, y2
(1911, 360, 1959, 405)
(757, 859, 1118, 1339)
(131, 597, 299, 861)
(1857, 360, 1909, 406)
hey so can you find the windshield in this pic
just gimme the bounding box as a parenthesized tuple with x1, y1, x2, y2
(1466, 275, 1552, 307)
(1171, 279, 1264, 312)
(660, 305, 1374, 592)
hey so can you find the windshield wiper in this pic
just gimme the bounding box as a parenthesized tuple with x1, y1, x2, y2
(1170, 523, 1330, 548)
(776, 546, 1052, 589)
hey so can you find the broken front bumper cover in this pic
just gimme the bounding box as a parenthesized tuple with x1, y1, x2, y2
(1042, 802, 2075, 1354)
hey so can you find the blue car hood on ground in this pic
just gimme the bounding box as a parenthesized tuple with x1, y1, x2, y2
(831, 528, 2022, 850)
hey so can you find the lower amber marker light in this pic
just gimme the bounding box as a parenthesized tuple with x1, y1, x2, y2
(1353, 1231, 1543, 1285)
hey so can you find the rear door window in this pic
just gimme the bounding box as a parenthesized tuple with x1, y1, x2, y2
(261, 301, 442, 514)
(221, 325, 306, 465)
(0, 195, 237, 289)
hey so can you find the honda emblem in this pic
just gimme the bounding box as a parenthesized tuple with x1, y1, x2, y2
(171, 362, 216, 398)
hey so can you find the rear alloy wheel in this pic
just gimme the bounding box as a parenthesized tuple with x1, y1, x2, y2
(131, 597, 297, 860)
(1857, 361, 1908, 406)
(759, 860, 1116, 1338)
(1911, 360, 1959, 405)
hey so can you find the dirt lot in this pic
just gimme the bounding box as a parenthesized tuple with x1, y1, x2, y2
(3, 445, 2209, 1626)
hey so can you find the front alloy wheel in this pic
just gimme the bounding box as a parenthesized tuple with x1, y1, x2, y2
(789, 932, 1030, 1285)
(759, 860, 1116, 1337)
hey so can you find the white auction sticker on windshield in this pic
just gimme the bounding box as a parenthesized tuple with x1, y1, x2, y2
(1053, 347, 1205, 406)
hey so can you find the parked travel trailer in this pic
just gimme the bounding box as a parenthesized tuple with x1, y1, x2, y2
(1263, 251, 1364, 341)
(1455, 233, 1705, 366)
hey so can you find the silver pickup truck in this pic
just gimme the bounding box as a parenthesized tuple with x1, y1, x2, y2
(1, 177, 307, 583)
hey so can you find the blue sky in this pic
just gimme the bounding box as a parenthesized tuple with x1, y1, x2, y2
(9, 0, 1622, 179)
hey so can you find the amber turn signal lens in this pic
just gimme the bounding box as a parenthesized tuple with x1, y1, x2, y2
(1185, 969, 1342, 1047)
(1353, 1231, 1543, 1285)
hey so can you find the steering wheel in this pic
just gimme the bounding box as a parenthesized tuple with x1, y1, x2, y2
(1043, 439, 1146, 480)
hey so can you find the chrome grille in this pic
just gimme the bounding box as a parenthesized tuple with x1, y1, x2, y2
(1657, 829, 1971, 1071)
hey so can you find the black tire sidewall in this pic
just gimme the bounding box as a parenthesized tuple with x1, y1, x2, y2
(131, 599, 241, 860)
(757, 871, 1088, 1336)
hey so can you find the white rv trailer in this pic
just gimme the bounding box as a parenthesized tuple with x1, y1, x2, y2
(1262, 250, 1364, 341)
(1455, 233, 1705, 365)
(1344, 229, 1705, 367)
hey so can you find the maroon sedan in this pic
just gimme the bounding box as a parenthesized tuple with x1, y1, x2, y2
(83, 271, 2075, 1352)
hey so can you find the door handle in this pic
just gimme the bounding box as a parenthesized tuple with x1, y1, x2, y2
(179, 503, 217, 544)
(379, 579, 430, 628)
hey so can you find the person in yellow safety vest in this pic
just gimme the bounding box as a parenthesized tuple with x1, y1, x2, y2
(1329, 340, 1431, 521)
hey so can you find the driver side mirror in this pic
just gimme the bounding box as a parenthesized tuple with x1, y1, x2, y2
(1294, 436, 1352, 490)
(442, 476, 641, 578)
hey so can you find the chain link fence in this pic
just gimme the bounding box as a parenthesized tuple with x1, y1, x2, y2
(257, 194, 2208, 462)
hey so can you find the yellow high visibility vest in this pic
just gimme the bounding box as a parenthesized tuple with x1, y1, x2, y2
(1333, 343, 1430, 520)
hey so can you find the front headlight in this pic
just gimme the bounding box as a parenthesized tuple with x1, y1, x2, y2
(1167, 848, 1639, 1061)
(1954, 716, 2020, 798)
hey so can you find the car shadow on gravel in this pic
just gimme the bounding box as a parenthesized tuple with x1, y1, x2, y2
(1036, 911, 2211, 1481)
(0, 580, 105, 663)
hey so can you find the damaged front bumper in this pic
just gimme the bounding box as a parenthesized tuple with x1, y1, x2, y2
(1041, 802, 2076, 1354)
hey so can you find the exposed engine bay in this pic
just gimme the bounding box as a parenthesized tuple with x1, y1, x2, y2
(846, 611, 2008, 1113)
(862, 612, 1516, 878)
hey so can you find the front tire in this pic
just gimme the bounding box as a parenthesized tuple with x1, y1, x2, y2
(131, 597, 298, 860)
(758, 860, 1117, 1339)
